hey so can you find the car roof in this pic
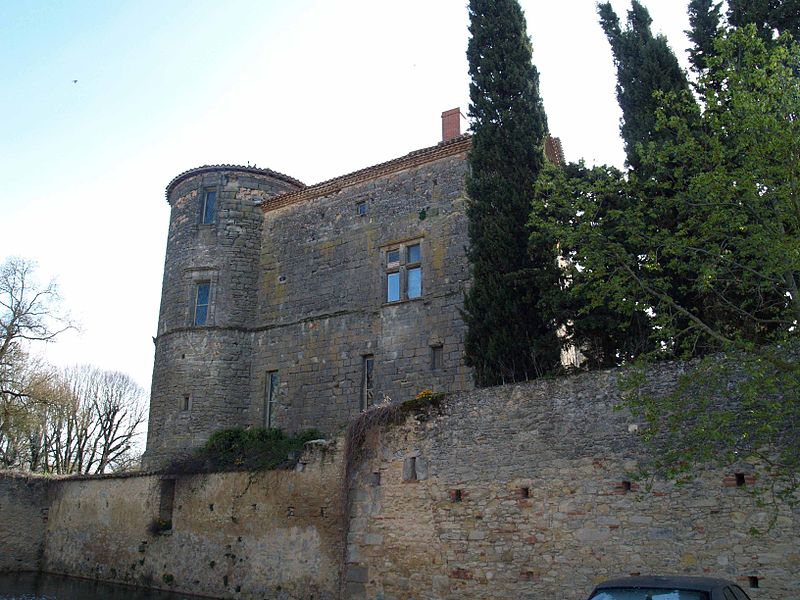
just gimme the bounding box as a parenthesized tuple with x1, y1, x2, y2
(593, 575, 735, 592)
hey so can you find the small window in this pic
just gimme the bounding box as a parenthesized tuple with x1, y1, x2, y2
(407, 244, 421, 264)
(181, 394, 190, 412)
(265, 371, 279, 428)
(387, 249, 400, 267)
(194, 282, 210, 326)
(201, 190, 216, 224)
(361, 355, 374, 410)
(356, 201, 367, 216)
(431, 345, 443, 370)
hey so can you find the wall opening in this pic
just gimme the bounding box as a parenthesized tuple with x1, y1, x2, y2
(748, 576, 759, 588)
(402, 457, 417, 482)
(158, 479, 176, 531)
(735, 473, 746, 487)
(431, 345, 443, 371)
(265, 371, 279, 428)
(361, 355, 374, 410)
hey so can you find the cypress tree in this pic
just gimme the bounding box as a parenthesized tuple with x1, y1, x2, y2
(687, 0, 723, 73)
(462, 0, 560, 387)
(598, 1, 690, 171)
(728, 0, 800, 41)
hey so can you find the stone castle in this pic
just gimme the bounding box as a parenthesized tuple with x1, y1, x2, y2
(143, 108, 563, 466)
(3, 111, 796, 600)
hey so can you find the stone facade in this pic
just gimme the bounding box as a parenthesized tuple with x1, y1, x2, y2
(2, 364, 798, 599)
(0, 473, 50, 573)
(345, 365, 800, 600)
(11, 442, 343, 598)
(144, 131, 474, 467)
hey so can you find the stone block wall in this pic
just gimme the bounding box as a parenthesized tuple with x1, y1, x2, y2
(41, 442, 342, 599)
(345, 366, 800, 600)
(252, 150, 473, 434)
(0, 473, 50, 572)
(145, 167, 303, 467)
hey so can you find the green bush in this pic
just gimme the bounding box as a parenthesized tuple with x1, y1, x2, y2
(200, 427, 322, 471)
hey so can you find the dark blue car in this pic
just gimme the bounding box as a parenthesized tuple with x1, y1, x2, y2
(587, 575, 753, 600)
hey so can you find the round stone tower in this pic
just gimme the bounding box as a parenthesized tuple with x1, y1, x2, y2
(142, 165, 303, 469)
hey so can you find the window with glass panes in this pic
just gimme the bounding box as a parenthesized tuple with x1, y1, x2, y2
(384, 241, 422, 302)
(194, 282, 210, 326)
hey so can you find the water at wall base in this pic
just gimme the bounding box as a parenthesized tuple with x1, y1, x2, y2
(0, 572, 207, 600)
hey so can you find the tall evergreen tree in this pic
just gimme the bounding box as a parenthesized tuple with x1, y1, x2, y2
(462, 0, 560, 387)
(598, 1, 691, 171)
(728, 0, 800, 41)
(687, 0, 723, 73)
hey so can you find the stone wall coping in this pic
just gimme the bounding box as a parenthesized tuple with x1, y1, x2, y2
(260, 135, 472, 212)
(165, 164, 306, 200)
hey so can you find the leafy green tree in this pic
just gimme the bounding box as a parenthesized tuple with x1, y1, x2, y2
(538, 26, 799, 499)
(462, 0, 560, 386)
(531, 163, 655, 369)
(598, 1, 691, 171)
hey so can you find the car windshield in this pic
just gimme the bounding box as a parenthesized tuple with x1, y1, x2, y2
(591, 589, 709, 600)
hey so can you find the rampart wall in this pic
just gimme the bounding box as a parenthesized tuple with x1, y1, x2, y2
(345, 364, 799, 600)
(0, 474, 50, 572)
(2, 364, 798, 599)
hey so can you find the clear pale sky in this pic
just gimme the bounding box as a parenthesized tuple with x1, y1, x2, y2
(0, 1, 692, 397)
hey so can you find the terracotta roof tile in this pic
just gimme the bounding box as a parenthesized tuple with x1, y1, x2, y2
(165, 164, 305, 200)
(261, 135, 472, 212)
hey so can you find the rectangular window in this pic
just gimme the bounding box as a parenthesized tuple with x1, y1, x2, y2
(407, 243, 421, 264)
(386, 272, 401, 302)
(194, 282, 210, 326)
(201, 190, 216, 224)
(384, 240, 423, 303)
(431, 345, 443, 370)
(407, 267, 422, 299)
(181, 394, 191, 411)
(356, 201, 367, 216)
(387, 249, 400, 267)
(265, 371, 279, 428)
(361, 355, 374, 410)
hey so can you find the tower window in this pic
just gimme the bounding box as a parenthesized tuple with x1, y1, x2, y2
(356, 201, 367, 216)
(193, 282, 210, 326)
(265, 371, 279, 428)
(201, 190, 216, 224)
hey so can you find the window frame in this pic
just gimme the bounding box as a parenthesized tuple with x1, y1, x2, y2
(265, 371, 279, 428)
(200, 188, 217, 225)
(430, 344, 443, 371)
(361, 355, 374, 410)
(193, 282, 211, 326)
(383, 239, 423, 303)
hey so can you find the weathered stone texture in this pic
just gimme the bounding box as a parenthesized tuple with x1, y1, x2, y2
(0, 473, 49, 572)
(145, 144, 474, 467)
(39, 442, 342, 599)
(144, 168, 302, 467)
(346, 365, 800, 600)
(252, 152, 473, 434)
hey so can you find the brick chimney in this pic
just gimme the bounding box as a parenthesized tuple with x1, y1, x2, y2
(441, 108, 462, 142)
